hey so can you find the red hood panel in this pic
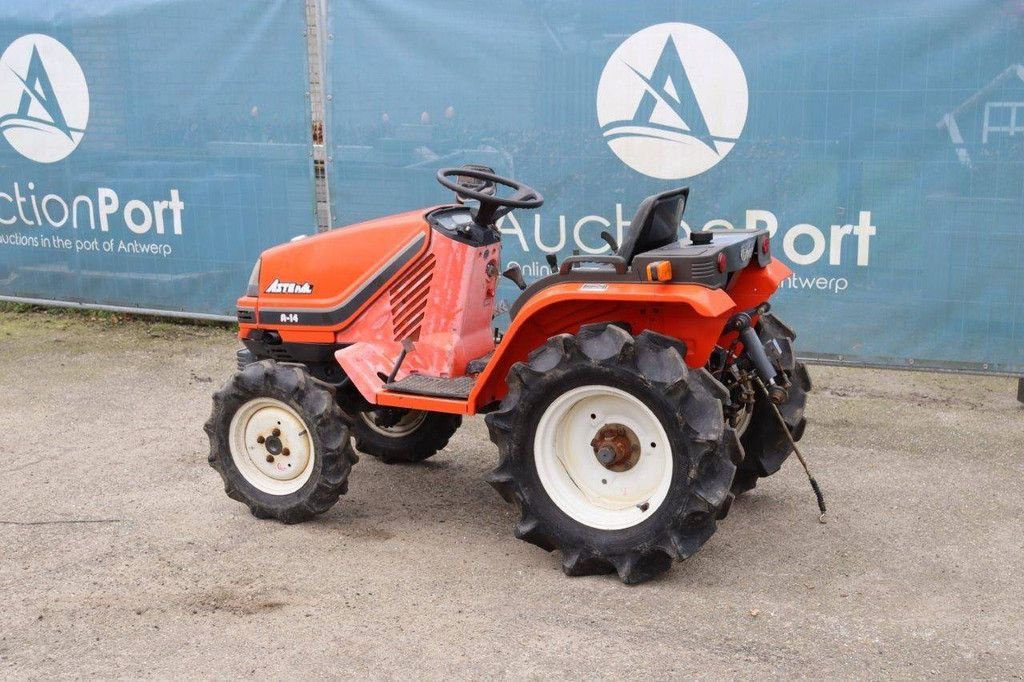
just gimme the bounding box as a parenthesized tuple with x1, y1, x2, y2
(256, 208, 433, 328)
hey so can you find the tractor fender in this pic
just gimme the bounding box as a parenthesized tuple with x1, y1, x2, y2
(727, 258, 792, 312)
(468, 281, 737, 410)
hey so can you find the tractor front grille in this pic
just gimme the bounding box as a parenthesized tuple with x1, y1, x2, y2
(388, 253, 435, 341)
(266, 346, 295, 361)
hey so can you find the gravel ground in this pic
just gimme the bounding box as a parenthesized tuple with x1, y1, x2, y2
(0, 309, 1021, 679)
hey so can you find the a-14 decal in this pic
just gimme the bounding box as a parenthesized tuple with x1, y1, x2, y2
(265, 278, 314, 295)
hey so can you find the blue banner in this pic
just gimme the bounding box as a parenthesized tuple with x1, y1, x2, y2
(0, 0, 316, 317)
(324, 0, 1024, 374)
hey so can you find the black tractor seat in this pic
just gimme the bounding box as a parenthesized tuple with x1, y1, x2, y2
(617, 187, 690, 264)
(506, 187, 771, 321)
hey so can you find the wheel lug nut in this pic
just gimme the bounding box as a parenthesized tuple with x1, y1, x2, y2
(272, 428, 281, 437)
(256, 435, 265, 444)
(282, 448, 290, 456)
(265, 455, 274, 463)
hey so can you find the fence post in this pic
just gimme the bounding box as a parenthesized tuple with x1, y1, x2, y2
(305, 0, 331, 231)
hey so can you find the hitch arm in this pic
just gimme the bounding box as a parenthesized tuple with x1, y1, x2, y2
(726, 308, 788, 404)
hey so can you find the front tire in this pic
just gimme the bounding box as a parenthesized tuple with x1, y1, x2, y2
(205, 360, 357, 523)
(485, 325, 741, 584)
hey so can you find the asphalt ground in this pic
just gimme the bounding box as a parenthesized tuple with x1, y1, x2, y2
(0, 309, 1021, 679)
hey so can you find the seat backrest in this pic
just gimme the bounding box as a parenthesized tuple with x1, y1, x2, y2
(617, 187, 689, 264)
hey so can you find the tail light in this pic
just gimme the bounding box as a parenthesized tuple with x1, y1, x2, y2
(717, 252, 727, 273)
(645, 260, 673, 282)
(761, 235, 770, 254)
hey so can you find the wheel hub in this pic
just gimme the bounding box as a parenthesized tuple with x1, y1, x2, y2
(533, 385, 673, 531)
(590, 423, 640, 472)
(264, 434, 284, 456)
(228, 398, 315, 495)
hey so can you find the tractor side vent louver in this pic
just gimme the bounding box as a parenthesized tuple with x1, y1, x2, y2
(389, 253, 435, 341)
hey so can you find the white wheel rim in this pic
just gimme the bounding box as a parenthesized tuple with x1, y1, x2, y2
(359, 410, 427, 437)
(534, 385, 673, 531)
(228, 397, 315, 495)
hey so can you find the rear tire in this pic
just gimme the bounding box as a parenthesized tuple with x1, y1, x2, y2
(732, 314, 812, 495)
(351, 409, 461, 464)
(205, 360, 357, 523)
(485, 324, 740, 584)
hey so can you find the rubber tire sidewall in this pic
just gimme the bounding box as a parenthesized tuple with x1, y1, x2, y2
(207, 361, 352, 523)
(506, 363, 710, 556)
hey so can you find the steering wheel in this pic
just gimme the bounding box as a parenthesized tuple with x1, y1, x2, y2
(437, 167, 544, 227)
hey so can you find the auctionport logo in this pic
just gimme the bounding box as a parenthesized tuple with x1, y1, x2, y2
(597, 23, 748, 180)
(0, 34, 88, 163)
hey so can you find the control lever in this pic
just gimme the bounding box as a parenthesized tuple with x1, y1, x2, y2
(502, 264, 527, 291)
(754, 377, 828, 523)
(600, 230, 619, 252)
(545, 253, 558, 271)
(385, 337, 416, 384)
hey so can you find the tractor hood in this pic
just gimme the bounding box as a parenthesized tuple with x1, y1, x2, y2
(247, 208, 436, 328)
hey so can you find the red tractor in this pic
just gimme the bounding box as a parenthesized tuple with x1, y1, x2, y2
(205, 168, 811, 584)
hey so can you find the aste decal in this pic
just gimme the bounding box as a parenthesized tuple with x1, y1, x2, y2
(596, 23, 748, 180)
(265, 279, 314, 295)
